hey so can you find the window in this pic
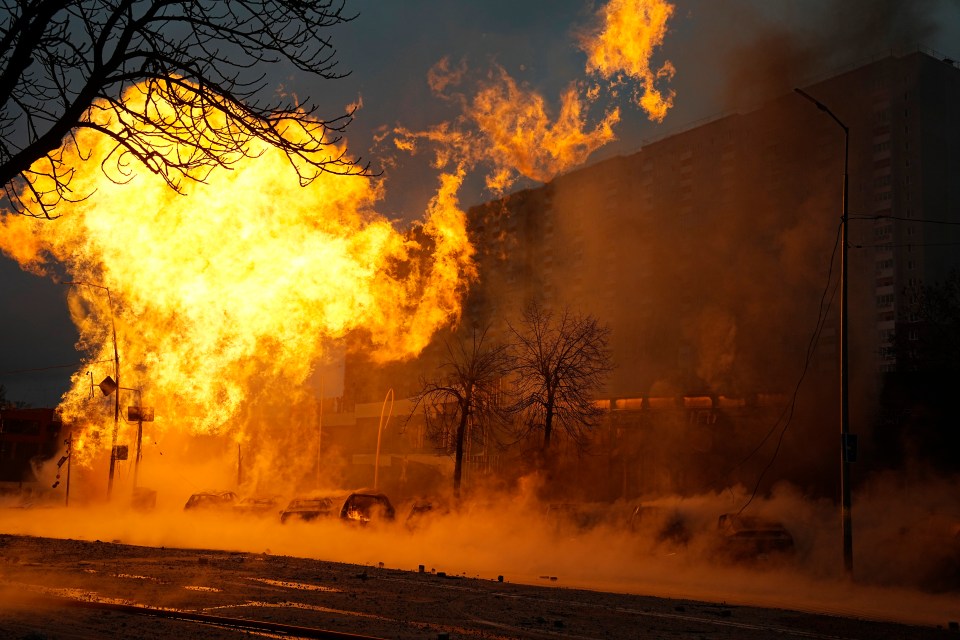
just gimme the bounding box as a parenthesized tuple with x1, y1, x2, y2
(876, 293, 895, 308)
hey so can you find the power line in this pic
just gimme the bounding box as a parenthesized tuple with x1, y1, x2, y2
(734, 220, 842, 514)
(849, 214, 960, 226)
(1, 359, 113, 375)
(853, 242, 960, 249)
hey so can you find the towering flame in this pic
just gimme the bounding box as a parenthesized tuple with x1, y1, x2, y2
(467, 67, 620, 192)
(395, 63, 620, 194)
(0, 80, 475, 475)
(581, 0, 676, 122)
(389, 0, 675, 193)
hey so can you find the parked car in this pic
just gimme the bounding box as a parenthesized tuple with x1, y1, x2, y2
(404, 498, 450, 530)
(714, 512, 794, 560)
(279, 495, 340, 524)
(339, 491, 395, 525)
(232, 494, 282, 517)
(544, 502, 609, 533)
(183, 490, 238, 511)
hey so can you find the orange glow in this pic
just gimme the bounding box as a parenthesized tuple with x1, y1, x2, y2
(0, 80, 475, 470)
(582, 0, 676, 122)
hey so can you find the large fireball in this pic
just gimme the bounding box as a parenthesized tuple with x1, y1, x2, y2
(0, 80, 475, 475)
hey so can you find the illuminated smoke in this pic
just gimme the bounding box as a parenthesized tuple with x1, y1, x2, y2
(0, 80, 475, 472)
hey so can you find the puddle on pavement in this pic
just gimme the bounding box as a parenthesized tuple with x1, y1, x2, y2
(246, 577, 341, 592)
(208, 600, 392, 621)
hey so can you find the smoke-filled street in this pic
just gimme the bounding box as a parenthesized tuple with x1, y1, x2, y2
(1, 485, 959, 637)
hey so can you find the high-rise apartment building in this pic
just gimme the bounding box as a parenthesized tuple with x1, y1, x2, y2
(463, 49, 960, 398)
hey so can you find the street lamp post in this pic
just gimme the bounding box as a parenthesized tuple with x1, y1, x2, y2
(795, 87, 854, 576)
(373, 388, 394, 491)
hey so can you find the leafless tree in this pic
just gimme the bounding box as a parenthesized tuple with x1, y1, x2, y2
(408, 326, 511, 499)
(509, 301, 613, 454)
(1, 0, 369, 218)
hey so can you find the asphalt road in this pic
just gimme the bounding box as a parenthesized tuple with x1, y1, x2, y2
(0, 533, 957, 640)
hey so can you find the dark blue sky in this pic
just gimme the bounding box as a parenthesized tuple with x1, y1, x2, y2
(2, 0, 959, 406)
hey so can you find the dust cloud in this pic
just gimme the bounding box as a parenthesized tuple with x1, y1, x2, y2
(2, 464, 957, 628)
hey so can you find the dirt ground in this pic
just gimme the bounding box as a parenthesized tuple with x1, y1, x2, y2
(0, 533, 957, 640)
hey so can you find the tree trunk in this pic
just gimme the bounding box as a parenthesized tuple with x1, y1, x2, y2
(453, 406, 469, 500)
(543, 400, 553, 451)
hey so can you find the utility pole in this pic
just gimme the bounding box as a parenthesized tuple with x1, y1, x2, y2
(795, 87, 854, 577)
(63, 281, 120, 500)
(65, 433, 72, 507)
(317, 376, 323, 488)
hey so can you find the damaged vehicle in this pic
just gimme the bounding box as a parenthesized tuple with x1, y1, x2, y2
(404, 498, 451, 530)
(340, 490, 395, 525)
(713, 512, 795, 560)
(629, 503, 692, 548)
(232, 494, 282, 517)
(544, 502, 610, 534)
(183, 490, 238, 511)
(279, 495, 340, 524)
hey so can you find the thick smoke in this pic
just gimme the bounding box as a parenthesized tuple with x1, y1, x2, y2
(717, 0, 940, 110)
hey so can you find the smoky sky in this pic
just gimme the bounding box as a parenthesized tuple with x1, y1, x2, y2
(714, 0, 943, 110)
(2, 0, 960, 407)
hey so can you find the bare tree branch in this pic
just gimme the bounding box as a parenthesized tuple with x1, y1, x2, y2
(509, 300, 613, 454)
(1, 0, 370, 218)
(407, 325, 512, 499)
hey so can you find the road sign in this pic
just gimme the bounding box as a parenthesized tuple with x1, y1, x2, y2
(128, 406, 155, 422)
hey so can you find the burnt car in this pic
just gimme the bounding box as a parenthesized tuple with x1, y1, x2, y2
(279, 495, 340, 524)
(545, 502, 608, 533)
(714, 512, 794, 560)
(232, 495, 282, 517)
(183, 490, 238, 511)
(340, 491, 395, 525)
(404, 498, 450, 530)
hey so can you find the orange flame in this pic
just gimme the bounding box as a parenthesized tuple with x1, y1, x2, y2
(469, 67, 620, 191)
(0, 80, 475, 470)
(389, 0, 675, 193)
(394, 63, 619, 194)
(582, 0, 676, 122)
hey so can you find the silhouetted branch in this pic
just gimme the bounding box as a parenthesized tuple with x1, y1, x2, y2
(509, 300, 613, 452)
(1, 0, 370, 218)
(407, 325, 512, 498)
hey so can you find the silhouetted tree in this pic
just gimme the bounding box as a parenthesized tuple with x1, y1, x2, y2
(1, 0, 368, 218)
(409, 326, 511, 499)
(509, 301, 613, 454)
